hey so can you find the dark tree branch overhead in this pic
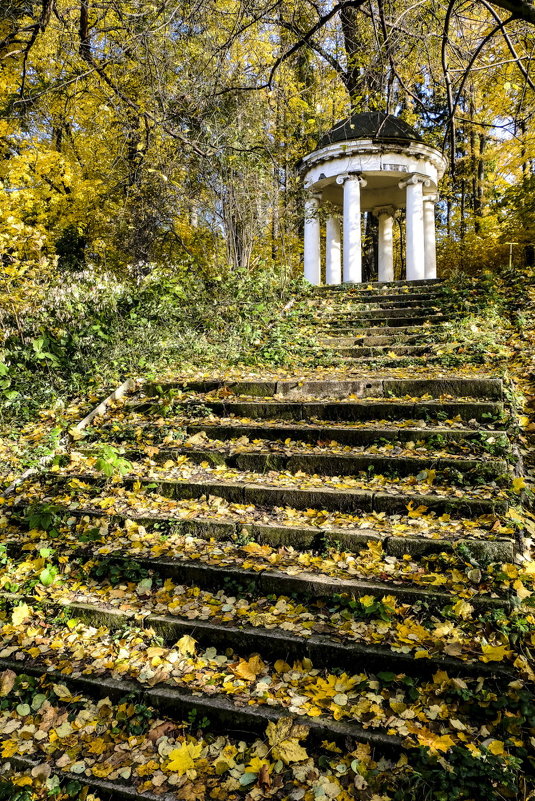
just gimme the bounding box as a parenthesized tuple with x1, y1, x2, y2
(267, 0, 369, 89)
(481, 0, 535, 91)
(487, 0, 535, 23)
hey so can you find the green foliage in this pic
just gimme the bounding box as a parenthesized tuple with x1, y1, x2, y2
(331, 593, 395, 622)
(25, 503, 62, 534)
(89, 558, 150, 586)
(114, 695, 154, 736)
(395, 746, 521, 801)
(1, 266, 298, 422)
(94, 444, 133, 478)
(187, 707, 210, 730)
(39, 564, 59, 587)
(0, 783, 33, 801)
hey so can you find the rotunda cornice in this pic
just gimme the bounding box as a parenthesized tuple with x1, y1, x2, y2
(299, 138, 447, 180)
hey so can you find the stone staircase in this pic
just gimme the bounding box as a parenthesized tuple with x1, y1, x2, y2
(307, 278, 461, 365)
(0, 279, 528, 798)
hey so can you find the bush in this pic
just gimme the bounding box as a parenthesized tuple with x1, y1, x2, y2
(0, 263, 299, 421)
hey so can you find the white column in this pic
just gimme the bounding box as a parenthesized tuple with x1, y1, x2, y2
(337, 174, 366, 284)
(373, 206, 396, 283)
(400, 174, 428, 281)
(325, 215, 341, 285)
(303, 193, 321, 285)
(423, 194, 438, 279)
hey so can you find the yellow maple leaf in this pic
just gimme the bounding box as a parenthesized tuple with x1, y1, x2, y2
(97, 497, 116, 509)
(486, 740, 505, 756)
(452, 599, 474, 619)
(234, 654, 264, 682)
(512, 476, 526, 493)
(480, 644, 511, 662)
(501, 563, 518, 579)
(12, 603, 31, 626)
(242, 542, 272, 557)
(466, 743, 482, 757)
(513, 579, 532, 600)
(89, 738, 107, 755)
(167, 741, 203, 774)
(177, 635, 197, 657)
(417, 732, 455, 753)
(274, 660, 290, 673)
(1, 741, 18, 758)
(266, 717, 309, 764)
(13, 777, 33, 787)
(359, 595, 375, 608)
(273, 738, 308, 764)
(147, 646, 166, 658)
(245, 755, 270, 774)
(407, 502, 428, 518)
(310, 673, 358, 700)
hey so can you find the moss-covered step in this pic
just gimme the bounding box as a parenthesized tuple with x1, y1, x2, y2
(143, 375, 504, 399)
(46, 471, 510, 517)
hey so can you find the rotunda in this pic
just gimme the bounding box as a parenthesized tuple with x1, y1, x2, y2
(299, 111, 447, 285)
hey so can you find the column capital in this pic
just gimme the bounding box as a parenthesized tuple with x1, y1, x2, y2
(372, 205, 397, 219)
(304, 193, 322, 221)
(398, 173, 431, 190)
(336, 172, 367, 188)
(423, 193, 439, 204)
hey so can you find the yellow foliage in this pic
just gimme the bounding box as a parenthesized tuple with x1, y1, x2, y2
(167, 741, 203, 774)
(266, 717, 309, 764)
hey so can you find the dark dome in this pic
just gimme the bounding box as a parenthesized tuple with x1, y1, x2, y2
(318, 111, 422, 148)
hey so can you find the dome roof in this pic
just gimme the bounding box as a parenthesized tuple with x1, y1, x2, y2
(318, 111, 423, 148)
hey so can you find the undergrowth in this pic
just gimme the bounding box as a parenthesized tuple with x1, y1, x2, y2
(0, 265, 302, 423)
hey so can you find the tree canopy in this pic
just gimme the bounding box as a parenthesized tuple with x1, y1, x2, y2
(0, 0, 534, 301)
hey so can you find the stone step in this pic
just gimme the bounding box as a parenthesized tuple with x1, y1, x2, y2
(316, 313, 457, 328)
(339, 356, 479, 369)
(6, 753, 168, 801)
(82, 420, 511, 453)
(18, 596, 514, 678)
(328, 345, 430, 358)
(143, 376, 504, 400)
(75, 549, 510, 607)
(0, 658, 401, 751)
(313, 291, 445, 305)
(173, 399, 505, 423)
(311, 301, 448, 315)
(47, 471, 509, 517)
(97, 445, 507, 483)
(8, 504, 513, 560)
(320, 334, 427, 346)
(320, 324, 441, 336)
(318, 278, 443, 292)
(179, 421, 510, 451)
(315, 306, 445, 320)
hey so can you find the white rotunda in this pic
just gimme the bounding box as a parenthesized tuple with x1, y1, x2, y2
(299, 112, 447, 285)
